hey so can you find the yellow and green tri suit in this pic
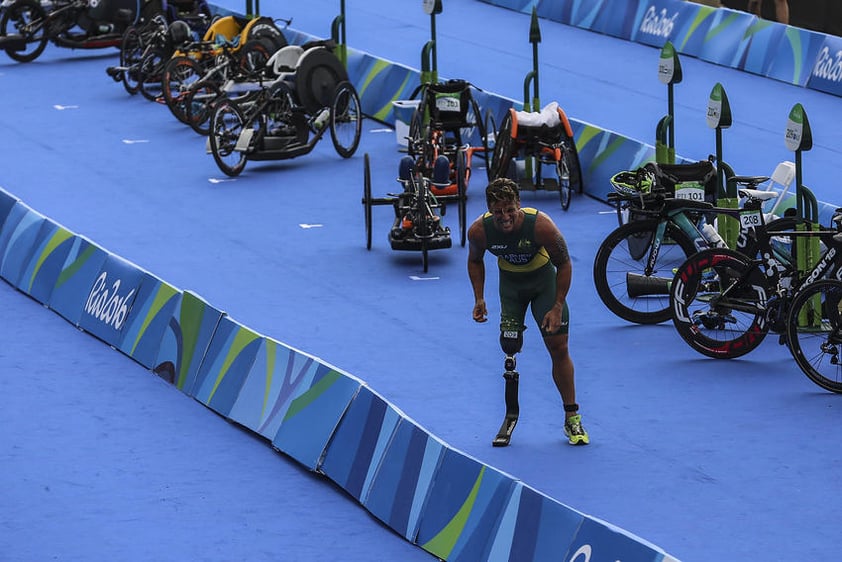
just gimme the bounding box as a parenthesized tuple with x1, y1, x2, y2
(482, 207, 569, 336)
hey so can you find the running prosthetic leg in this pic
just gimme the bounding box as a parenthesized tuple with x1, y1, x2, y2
(493, 329, 522, 447)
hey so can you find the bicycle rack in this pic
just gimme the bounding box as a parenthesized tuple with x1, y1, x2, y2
(656, 41, 682, 165)
(785, 103, 821, 281)
(521, 8, 542, 183)
(330, 1, 347, 69)
(419, 0, 442, 85)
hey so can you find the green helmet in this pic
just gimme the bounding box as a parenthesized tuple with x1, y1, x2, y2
(610, 168, 655, 197)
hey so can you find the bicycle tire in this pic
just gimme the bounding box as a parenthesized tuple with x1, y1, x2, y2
(593, 218, 697, 324)
(670, 248, 770, 359)
(786, 279, 842, 393)
(329, 80, 362, 159)
(0, 0, 47, 63)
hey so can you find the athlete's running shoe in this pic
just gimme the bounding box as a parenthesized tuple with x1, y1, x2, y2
(564, 414, 590, 445)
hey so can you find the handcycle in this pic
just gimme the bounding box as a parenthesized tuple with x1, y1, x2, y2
(156, 14, 286, 122)
(404, 78, 491, 246)
(669, 197, 842, 369)
(0, 0, 155, 62)
(488, 100, 583, 211)
(361, 153, 457, 273)
(183, 39, 331, 137)
(104, 0, 210, 96)
(206, 44, 361, 177)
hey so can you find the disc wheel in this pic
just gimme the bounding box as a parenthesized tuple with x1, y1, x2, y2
(363, 153, 373, 250)
(670, 248, 770, 359)
(295, 47, 349, 114)
(0, 0, 47, 63)
(786, 279, 842, 393)
(162, 55, 203, 123)
(329, 81, 362, 159)
(209, 100, 248, 177)
(593, 218, 698, 324)
(456, 148, 468, 247)
(119, 26, 143, 95)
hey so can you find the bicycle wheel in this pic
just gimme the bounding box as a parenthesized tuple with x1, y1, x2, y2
(670, 248, 770, 359)
(119, 26, 142, 95)
(786, 279, 842, 393)
(162, 55, 203, 123)
(593, 218, 698, 324)
(209, 100, 248, 177)
(0, 0, 47, 63)
(456, 148, 467, 247)
(363, 153, 373, 250)
(329, 80, 362, 159)
(185, 79, 222, 136)
(138, 47, 168, 102)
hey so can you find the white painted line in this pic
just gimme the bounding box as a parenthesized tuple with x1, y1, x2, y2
(409, 275, 440, 281)
(369, 128, 393, 134)
(122, 139, 150, 144)
(53, 104, 79, 110)
(208, 178, 236, 184)
(299, 224, 324, 229)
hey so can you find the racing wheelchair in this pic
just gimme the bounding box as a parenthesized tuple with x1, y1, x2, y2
(489, 101, 583, 211)
(206, 41, 361, 177)
(0, 0, 157, 62)
(362, 153, 459, 273)
(404, 78, 490, 246)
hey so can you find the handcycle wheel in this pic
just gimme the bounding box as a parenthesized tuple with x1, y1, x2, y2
(670, 248, 769, 359)
(566, 136, 584, 195)
(363, 153, 373, 250)
(786, 279, 842, 393)
(138, 47, 168, 102)
(209, 100, 248, 177)
(557, 158, 571, 211)
(456, 148, 468, 247)
(490, 111, 513, 180)
(185, 80, 223, 136)
(422, 243, 429, 274)
(329, 80, 362, 159)
(0, 0, 48, 63)
(162, 55, 203, 123)
(593, 218, 698, 324)
(407, 104, 425, 158)
(119, 26, 143, 95)
(480, 108, 496, 181)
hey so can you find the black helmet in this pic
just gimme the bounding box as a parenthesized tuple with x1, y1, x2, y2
(168, 20, 191, 46)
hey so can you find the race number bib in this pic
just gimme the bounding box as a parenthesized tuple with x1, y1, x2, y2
(740, 209, 762, 231)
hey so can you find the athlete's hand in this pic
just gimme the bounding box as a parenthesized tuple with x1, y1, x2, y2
(473, 300, 488, 323)
(541, 305, 563, 332)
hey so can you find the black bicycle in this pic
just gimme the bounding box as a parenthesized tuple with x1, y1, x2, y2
(670, 206, 842, 375)
(593, 169, 784, 325)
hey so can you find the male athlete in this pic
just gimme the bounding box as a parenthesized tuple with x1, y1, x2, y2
(467, 178, 588, 445)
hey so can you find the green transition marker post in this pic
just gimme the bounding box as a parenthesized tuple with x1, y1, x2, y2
(706, 82, 739, 248)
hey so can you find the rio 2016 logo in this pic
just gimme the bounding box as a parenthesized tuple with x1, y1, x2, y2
(85, 272, 135, 330)
(640, 7, 677, 38)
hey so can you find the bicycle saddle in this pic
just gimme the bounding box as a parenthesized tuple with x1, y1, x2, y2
(731, 175, 769, 187)
(738, 188, 778, 202)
